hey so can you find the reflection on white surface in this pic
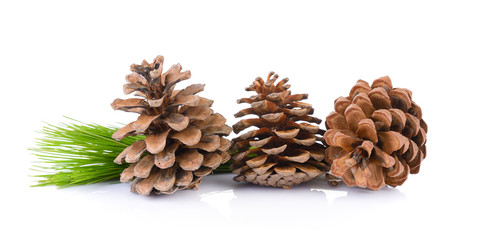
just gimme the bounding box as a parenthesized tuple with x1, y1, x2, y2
(18, 171, 475, 239)
(200, 190, 236, 218)
(47, 173, 406, 223)
(191, 174, 408, 223)
(311, 188, 348, 205)
(29, 173, 409, 221)
(308, 175, 407, 206)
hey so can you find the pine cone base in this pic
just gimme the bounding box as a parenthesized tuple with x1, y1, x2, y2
(233, 171, 316, 189)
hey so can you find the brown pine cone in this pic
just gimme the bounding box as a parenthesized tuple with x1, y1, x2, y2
(324, 76, 427, 190)
(111, 55, 232, 195)
(231, 72, 329, 188)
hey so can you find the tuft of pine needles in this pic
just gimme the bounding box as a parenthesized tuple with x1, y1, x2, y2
(30, 117, 143, 188)
(30, 117, 232, 188)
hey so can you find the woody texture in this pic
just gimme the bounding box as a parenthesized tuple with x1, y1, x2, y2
(111, 55, 232, 195)
(231, 72, 329, 188)
(324, 76, 427, 190)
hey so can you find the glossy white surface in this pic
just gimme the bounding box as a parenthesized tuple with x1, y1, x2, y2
(8, 170, 476, 239)
(1, 0, 476, 239)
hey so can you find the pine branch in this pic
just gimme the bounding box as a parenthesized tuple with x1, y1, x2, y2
(30, 117, 232, 188)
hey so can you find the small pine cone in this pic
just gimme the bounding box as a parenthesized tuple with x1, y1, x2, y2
(111, 55, 232, 195)
(231, 72, 329, 188)
(324, 76, 428, 191)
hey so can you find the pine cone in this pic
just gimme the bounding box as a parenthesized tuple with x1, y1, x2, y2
(111, 55, 232, 195)
(324, 76, 427, 190)
(231, 72, 329, 188)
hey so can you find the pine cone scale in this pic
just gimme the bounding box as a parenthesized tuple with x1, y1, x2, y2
(170, 126, 202, 146)
(134, 168, 160, 195)
(126, 141, 147, 163)
(134, 155, 155, 178)
(154, 142, 179, 169)
(175, 168, 193, 187)
(162, 113, 189, 131)
(154, 166, 177, 191)
(133, 114, 160, 133)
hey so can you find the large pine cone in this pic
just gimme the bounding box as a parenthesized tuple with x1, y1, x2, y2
(111, 55, 232, 195)
(324, 76, 427, 190)
(231, 72, 329, 188)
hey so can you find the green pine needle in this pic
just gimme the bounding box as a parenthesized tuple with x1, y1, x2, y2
(29, 117, 232, 188)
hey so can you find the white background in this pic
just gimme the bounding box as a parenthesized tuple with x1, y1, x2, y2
(1, 0, 476, 239)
